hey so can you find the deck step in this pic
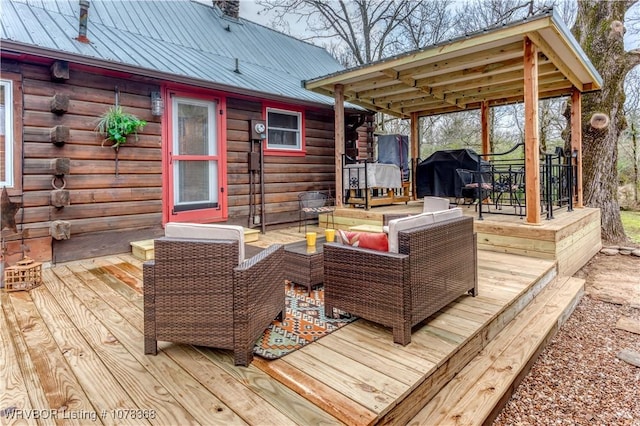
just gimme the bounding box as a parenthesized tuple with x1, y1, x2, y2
(130, 228, 260, 260)
(409, 275, 585, 426)
(130, 239, 154, 261)
(244, 227, 260, 243)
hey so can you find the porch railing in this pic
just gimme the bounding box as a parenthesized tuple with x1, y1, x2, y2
(475, 144, 577, 220)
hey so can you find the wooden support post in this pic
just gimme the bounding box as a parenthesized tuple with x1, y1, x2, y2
(524, 37, 541, 224)
(50, 61, 69, 81)
(50, 93, 70, 115)
(571, 89, 583, 208)
(411, 112, 420, 200)
(334, 84, 345, 208)
(481, 101, 490, 157)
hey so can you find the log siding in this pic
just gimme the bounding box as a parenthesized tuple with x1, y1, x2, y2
(1, 58, 340, 263)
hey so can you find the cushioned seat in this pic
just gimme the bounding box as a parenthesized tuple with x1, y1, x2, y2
(143, 223, 285, 366)
(324, 208, 477, 345)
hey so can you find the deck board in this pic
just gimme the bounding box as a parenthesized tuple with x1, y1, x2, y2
(2, 248, 560, 425)
(0, 300, 37, 426)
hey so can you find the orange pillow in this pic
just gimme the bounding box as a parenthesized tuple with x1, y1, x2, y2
(337, 230, 389, 252)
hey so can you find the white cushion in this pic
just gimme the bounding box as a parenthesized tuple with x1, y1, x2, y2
(423, 196, 450, 212)
(387, 212, 435, 253)
(164, 222, 245, 265)
(432, 207, 463, 223)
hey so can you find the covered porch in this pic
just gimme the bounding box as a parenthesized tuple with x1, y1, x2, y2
(304, 8, 603, 226)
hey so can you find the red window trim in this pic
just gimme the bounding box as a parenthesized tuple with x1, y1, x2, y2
(263, 102, 306, 157)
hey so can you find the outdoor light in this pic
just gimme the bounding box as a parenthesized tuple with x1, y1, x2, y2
(151, 91, 163, 116)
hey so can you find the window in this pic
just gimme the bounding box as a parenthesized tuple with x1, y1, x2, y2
(266, 108, 302, 151)
(0, 80, 13, 187)
(171, 97, 220, 213)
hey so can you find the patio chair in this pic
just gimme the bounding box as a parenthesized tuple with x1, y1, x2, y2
(143, 223, 285, 366)
(456, 168, 491, 208)
(298, 191, 336, 233)
(324, 209, 477, 345)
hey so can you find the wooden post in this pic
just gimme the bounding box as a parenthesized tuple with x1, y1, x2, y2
(334, 84, 345, 207)
(411, 112, 420, 200)
(524, 37, 541, 224)
(481, 101, 490, 157)
(571, 89, 583, 208)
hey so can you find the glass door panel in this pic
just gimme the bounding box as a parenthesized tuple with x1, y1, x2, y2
(171, 97, 220, 214)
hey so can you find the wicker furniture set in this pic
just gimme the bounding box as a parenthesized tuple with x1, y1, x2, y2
(324, 210, 477, 346)
(143, 207, 477, 363)
(143, 223, 285, 366)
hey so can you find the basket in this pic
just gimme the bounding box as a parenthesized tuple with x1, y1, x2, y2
(4, 258, 43, 292)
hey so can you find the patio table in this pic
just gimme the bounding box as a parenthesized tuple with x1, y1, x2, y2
(283, 237, 325, 294)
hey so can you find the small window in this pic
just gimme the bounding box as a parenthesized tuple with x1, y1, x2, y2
(0, 80, 13, 188)
(266, 108, 301, 151)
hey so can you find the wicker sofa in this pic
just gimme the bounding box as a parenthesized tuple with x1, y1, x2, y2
(143, 223, 285, 366)
(324, 210, 477, 345)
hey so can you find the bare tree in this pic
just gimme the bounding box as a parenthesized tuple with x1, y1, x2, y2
(569, 0, 640, 243)
(621, 66, 640, 204)
(256, 0, 422, 66)
(397, 0, 455, 49)
(455, 0, 538, 32)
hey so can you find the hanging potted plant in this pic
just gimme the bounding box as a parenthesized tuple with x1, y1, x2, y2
(96, 105, 147, 149)
(96, 105, 147, 175)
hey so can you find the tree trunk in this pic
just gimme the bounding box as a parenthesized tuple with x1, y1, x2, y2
(570, 0, 640, 243)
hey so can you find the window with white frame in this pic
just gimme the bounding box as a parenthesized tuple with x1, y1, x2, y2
(0, 80, 13, 188)
(266, 108, 301, 150)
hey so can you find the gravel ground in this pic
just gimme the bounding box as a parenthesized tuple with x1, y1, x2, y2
(494, 255, 640, 426)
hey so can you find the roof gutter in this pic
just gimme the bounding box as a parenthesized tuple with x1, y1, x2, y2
(0, 39, 363, 111)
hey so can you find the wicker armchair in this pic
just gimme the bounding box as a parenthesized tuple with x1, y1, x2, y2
(143, 223, 285, 366)
(324, 214, 477, 345)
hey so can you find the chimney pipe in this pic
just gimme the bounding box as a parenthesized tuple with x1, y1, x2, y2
(77, 0, 90, 43)
(214, 0, 239, 19)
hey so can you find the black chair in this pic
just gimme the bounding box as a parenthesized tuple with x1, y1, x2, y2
(298, 191, 336, 233)
(456, 168, 491, 208)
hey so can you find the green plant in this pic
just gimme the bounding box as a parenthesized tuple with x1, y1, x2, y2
(621, 210, 640, 244)
(96, 106, 147, 149)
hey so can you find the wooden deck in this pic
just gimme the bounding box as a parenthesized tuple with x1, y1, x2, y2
(0, 244, 585, 425)
(328, 203, 602, 276)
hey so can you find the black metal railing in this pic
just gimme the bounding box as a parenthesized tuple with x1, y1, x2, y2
(471, 144, 577, 220)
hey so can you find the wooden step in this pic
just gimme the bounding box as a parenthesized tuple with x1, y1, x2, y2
(130, 239, 154, 261)
(409, 275, 585, 426)
(130, 227, 260, 260)
(244, 227, 260, 243)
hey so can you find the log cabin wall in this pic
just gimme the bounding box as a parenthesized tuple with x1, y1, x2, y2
(1, 59, 164, 264)
(2, 58, 340, 263)
(226, 98, 337, 227)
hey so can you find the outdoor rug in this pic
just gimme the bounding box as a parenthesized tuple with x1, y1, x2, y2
(253, 281, 357, 360)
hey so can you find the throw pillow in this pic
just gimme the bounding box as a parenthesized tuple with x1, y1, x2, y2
(337, 230, 389, 252)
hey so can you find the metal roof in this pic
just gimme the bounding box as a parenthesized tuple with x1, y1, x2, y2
(1, 0, 346, 108)
(305, 8, 603, 118)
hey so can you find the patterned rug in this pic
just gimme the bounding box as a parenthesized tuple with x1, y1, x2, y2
(253, 281, 357, 360)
